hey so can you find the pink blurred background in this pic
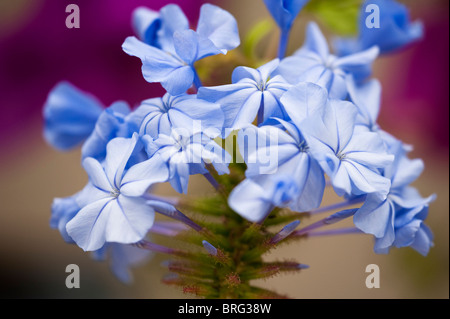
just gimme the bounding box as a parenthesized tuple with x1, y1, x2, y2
(0, 0, 448, 298)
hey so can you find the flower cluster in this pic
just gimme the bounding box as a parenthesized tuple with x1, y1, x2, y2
(43, 0, 434, 296)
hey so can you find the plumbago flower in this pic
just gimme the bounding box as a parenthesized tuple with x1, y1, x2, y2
(198, 59, 291, 133)
(122, 4, 240, 95)
(43, 0, 435, 298)
(354, 140, 436, 255)
(66, 133, 170, 251)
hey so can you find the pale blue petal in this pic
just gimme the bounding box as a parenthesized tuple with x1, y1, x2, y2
(228, 178, 272, 223)
(169, 96, 224, 136)
(105, 195, 155, 244)
(196, 3, 240, 53)
(289, 158, 325, 211)
(157, 4, 189, 54)
(173, 29, 199, 65)
(82, 158, 112, 192)
(104, 134, 140, 189)
(122, 37, 193, 95)
(296, 22, 330, 59)
(82, 101, 132, 160)
(325, 100, 358, 151)
(230, 92, 263, 129)
(354, 192, 393, 238)
(232, 66, 261, 84)
(66, 198, 114, 251)
(410, 223, 433, 256)
(257, 59, 280, 82)
(347, 76, 381, 128)
(343, 160, 391, 196)
(120, 154, 169, 197)
(280, 82, 328, 127)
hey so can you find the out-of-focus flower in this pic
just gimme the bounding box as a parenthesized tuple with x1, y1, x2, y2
(334, 0, 423, 55)
(92, 243, 152, 284)
(43, 82, 103, 151)
(354, 139, 436, 255)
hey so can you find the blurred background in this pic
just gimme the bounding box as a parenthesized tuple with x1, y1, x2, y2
(0, 0, 448, 299)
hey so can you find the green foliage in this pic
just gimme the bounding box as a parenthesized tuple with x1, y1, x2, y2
(161, 165, 308, 299)
(305, 0, 363, 36)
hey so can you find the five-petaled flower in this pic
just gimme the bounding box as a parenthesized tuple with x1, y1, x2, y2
(66, 133, 170, 251)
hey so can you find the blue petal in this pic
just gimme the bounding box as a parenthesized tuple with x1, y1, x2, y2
(121, 154, 169, 197)
(228, 178, 273, 223)
(196, 3, 240, 53)
(297, 21, 330, 59)
(122, 36, 193, 95)
(106, 195, 155, 244)
(157, 4, 189, 54)
(66, 198, 114, 251)
(198, 84, 258, 133)
(354, 192, 393, 238)
(82, 101, 131, 161)
(132, 7, 161, 46)
(82, 158, 113, 192)
(289, 157, 325, 211)
(103, 134, 141, 190)
(43, 82, 103, 151)
(347, 76, 381, 128)
(410, 223, 433, 256)
(280, 82, 328, 128)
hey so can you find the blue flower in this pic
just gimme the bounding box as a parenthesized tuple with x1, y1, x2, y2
(66, 133, 170, 251)
(275, 22, 379, 99)
(132, 93, 224, 139)
(334, 0, 423, 55)
(92, 243, 152, 284)
(198, 59, 291, 134)
(354, 139, 435, 256)
(299, 95, 394, 197)
(143, 131, 230, 194)
(228, 174, 300, 223)
(237, 120, 325, 213)
(122, 4, 240, 96)
(81, 101, 137, 161)
(43, 82, 103, 151)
